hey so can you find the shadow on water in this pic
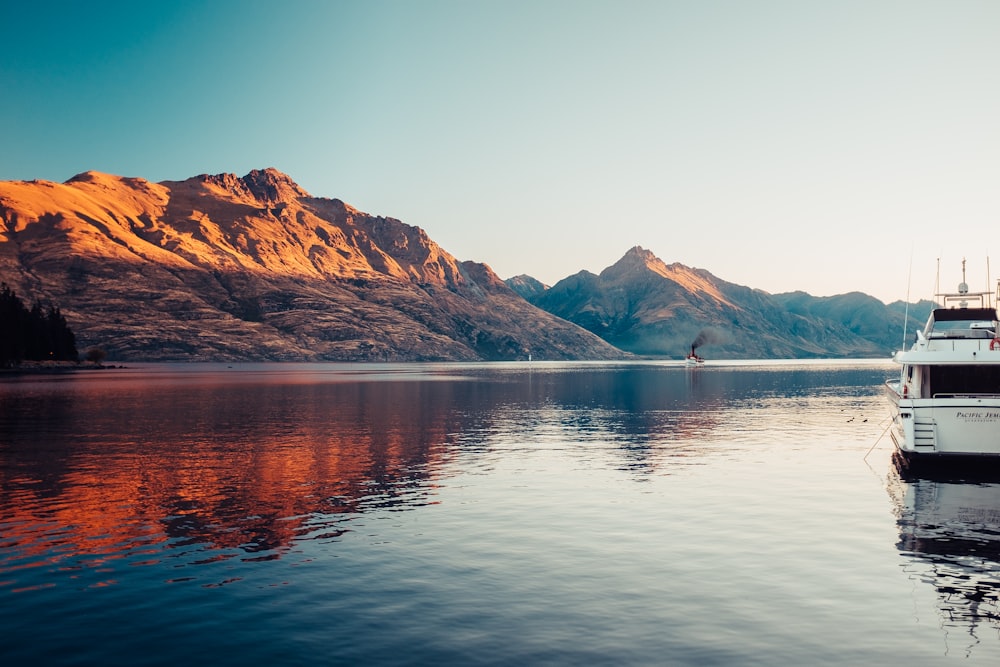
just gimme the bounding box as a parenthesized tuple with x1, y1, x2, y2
(887, 453, 1000, 656)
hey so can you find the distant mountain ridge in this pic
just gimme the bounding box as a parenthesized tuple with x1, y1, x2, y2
(507, 246, 932, 359)
(0, 169, 626, 361)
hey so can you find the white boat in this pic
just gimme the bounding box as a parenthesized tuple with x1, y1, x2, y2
(886, 262, 1000, 469)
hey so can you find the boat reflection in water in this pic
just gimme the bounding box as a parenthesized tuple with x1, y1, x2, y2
(888, 452, 1000, 654)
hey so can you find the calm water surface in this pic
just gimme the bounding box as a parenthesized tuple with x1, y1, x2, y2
(2, 360, 999, 665)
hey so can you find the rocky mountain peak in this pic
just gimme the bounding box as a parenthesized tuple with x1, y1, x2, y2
(600, 245, 671, 282)
(64, 170, 159, 194)
(624, 245, 657, 262)
(594, 246, 733, 306)
(240, 168, 309, 204)
(191, 168, 309, 204)
(65, 170, 110, 185)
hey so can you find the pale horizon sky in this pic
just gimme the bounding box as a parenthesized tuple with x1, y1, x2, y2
(3, 0, 999, 304)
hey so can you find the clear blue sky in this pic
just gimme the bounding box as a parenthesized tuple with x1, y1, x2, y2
(3, 0, 1000, 303)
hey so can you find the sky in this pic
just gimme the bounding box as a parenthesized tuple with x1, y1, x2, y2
(3, 0, 1000, 304)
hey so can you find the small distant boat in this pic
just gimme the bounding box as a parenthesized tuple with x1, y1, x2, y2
(885, 260, 1000, 469)
(685, 345, 705, 366)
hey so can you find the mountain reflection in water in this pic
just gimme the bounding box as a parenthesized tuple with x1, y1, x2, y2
(0, 362, 769, 581)
(2, 367, 459, 578)
(10, 360, 1000, 665)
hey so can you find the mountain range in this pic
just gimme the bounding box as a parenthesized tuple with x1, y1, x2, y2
(0, 169, 624, 361)
(508, 246, 932, 358)
(0, 168, 931, 361)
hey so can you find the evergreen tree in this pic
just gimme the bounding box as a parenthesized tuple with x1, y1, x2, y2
(48, 305, 77, 360)
(0, 283, 28, 366)
(0, 282, 78, 366)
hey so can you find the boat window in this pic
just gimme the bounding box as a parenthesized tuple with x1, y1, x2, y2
(929, 320, 996, 338)
(927, 365, 1000, 396)
(933, 308, 997, 322)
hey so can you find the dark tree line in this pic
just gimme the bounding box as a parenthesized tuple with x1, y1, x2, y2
(0, 283, 78, 366)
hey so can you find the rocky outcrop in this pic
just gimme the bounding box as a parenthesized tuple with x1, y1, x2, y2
(0, 169, 628, 361)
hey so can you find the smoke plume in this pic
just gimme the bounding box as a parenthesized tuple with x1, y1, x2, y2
(691, 327, 726, 351)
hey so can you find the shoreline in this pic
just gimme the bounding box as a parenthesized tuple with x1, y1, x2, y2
(0, 361, 124, 375)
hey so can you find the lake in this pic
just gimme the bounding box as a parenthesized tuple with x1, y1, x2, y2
(2, 360, 999, 665)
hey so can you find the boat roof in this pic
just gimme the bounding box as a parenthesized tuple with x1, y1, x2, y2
(932, 307, 997, 322)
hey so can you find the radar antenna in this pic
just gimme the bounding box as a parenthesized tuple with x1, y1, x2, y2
(959, 257, 969, 307)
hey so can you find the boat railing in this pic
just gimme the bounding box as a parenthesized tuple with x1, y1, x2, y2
(927, 330, 995, 339)
(932, 392, 1000, 399)
(922, 338, 1000, 352)
(940, 291, 991, 309)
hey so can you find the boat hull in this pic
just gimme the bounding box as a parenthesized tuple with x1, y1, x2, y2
(890, 446, 1000, 478)
(885, 381, 1000, 466)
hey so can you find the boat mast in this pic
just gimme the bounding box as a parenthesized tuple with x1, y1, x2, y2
(988, 256, 993, 308)
(935, 257, 940, 305)
(902, 250, 913, 352)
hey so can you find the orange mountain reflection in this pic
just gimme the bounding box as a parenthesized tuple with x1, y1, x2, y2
(0, 364, 737, 587)
(0, 374, 469, 582)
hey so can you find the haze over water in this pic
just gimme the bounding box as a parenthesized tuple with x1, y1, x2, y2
(2, 361, 999, 665)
